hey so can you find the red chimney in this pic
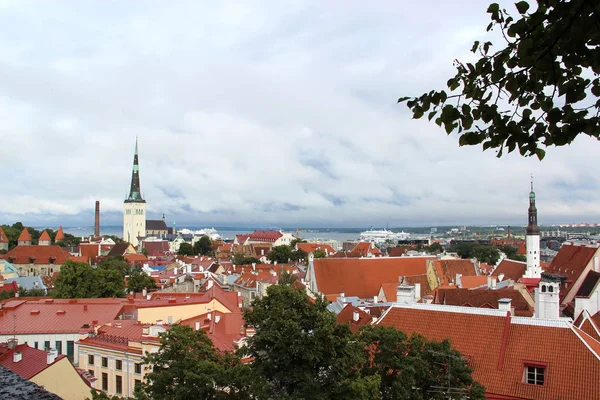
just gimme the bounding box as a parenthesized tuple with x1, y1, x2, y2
(94, 201, 100, 237)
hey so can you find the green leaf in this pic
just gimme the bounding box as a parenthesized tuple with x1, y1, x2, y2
(428, 111, 437, 121)
(397, 97, 410, 103)
(515, 1, 530, 14)
(535, 148, 546, 160)
(487, 3, 500, 13)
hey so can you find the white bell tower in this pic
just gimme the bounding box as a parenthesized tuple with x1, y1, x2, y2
(523, 176, 541, 279)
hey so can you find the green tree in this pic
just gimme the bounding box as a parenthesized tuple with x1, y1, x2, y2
(95, 267, 126, 298)
(500, 245, 526, 262)
(471, 245, 501, 265)
(427, 242, 444, 254)
(127, 268, 157, 293)
(0, 289, 15, 300)
(244, 284, 379, 399)
(98, 256, 131, 277)
(137, 324, 267, 400)
(399, 0, 600, 159)
(267, 245, 293, 264)
(451, 242, 475, 258)
(232, 254, 261, 265)
(178, 243, 194, 256)
(290, 238, 307, 248)
(53, 260, 125, 299)
(17, 287, 46, 297)
(290, 248, 308, 262)
(193, 236, 213, 256)
(141, 247, 148, 257)
(313, 248, 327, 258)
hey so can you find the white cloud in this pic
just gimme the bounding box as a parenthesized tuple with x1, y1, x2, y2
(0, 0, 598, 228)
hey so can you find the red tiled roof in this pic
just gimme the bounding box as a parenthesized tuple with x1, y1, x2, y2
(0, 344, 66, 379)
(517, 242, 527, 255)
(433, 259, 478, 286)
(460, 275, 488, 289)
(336, 304, 372, 332)
(38, 230, 51, 242)
(143, 241, 170, 257)
(378, 305, 600, 400)
(0, 245, 73, 265)
(235, 234, 251, 243)
(312, 257, 434, 298)
(546, 244, 599, 300)
(70, 256, 89, 263)
(248, 230, 283, 243)
(78, 320, 159, 353)
(0, 299, 127, 335)
(17, 228, 31, 242)
(352, 242, 382, 256)
(0, 226, 8, 244)
(297, 243, 335, 255)
(124, 254, 148, 264)
(434, 287, 533, 316)
(387, 247, 409, 257)
(180, 311, 245, 352)
(492, 259, 527, 282)
(55, 226, 65, 241)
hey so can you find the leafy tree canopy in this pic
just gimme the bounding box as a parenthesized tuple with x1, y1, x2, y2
(500, 245, 527, 262)
(53, 260, 125, 298)
(268, 245, 307, 264)
(313, 248, 327, 258)
(471, 245, 501, 265)
(178, 242, 194, 256)
(232, 253, 261, 265)
(193, 236, 213, 256)
(127, 268, 157, 293)
(400, 0, 600, 159)
(98, 256, 131, 277)
(426, 242, 444, 254)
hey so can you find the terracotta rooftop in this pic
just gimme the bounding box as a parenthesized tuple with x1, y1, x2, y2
(54, 226, 64, 242)
(378, 304, 600, 400)
(0, 344, 66, 380)
(352, 242, 382, 256)
(577, 270, 600, 297)
(432, 259, 478, 286)
(434, 287, 534, 316)
(0, 299, 127, 335)
(0, 227, 8, 244)
(0, 245, 72, 265)
(142, 240, 170, 257)
(545, 244, 599, 299)
(180, 311, 246, 352)
(312, 257, 434, 298)
(336, 304, 372, 332)
(17, 228, 31, 242)
(492, 259, 527, 282)
(248, 230, 283, 243)
(460, 275, 489, 289)
(77, 320, 159, 353)
(38, 230, 51, 242)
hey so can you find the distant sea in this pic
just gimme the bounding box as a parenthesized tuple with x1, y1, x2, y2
(62, 226, 363, 243)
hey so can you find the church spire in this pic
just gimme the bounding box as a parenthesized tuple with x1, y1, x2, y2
(125, 137, 145, 203)
(527, 175, 539, 235)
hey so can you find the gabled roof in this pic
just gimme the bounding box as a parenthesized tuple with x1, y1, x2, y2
(336, 304, 372, 332)
(377, 304, 600, 400)
(38, 230, 51, 242)
(312, 257, 434, 298)
(107, 242, 134, 257)
(0, 344, 65, 380)
(0, 227, 8, 244)
(546, 244, 599, 298)
(434, 287, 533, 316)
(17, 228, 31, 242)
(180, 311, 245, 352)
(146, 220, 168, 231)
(387, 247, 409, 257)
(432, 259, 478, 285)
(143, 240, 170, 256)
(0, 246, 72, 265)
(492, 259, 527, 282)
(459, 275, 488, 289)
(55, 226, 65, 242)
(351, 242, 382, 256)
(248, 230, 283, 243)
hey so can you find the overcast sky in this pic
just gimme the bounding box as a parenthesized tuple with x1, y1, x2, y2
(0, 0, 598, 228)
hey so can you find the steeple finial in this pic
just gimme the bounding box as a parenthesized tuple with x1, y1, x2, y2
(530, 174, 534, 192)
(125, 138, 145, 203)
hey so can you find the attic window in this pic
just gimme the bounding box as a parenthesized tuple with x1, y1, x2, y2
(524, 365, 545, 385)
(49, 257, 56, 264)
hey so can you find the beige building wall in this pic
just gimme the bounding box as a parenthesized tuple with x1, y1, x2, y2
(16, 263, 62, 277)
(136, 299, 232, 324)
(31, 357, 93, 400)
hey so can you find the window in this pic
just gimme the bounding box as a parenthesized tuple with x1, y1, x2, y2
(524, 366, 545, 385)
(44, 341, 50, 350)
(55, 340, 62, 354)
(88, 355, 95, 365)
(88, 369, 94, 377)
(34, 342, 38, 349)
(66, 341, 74, 361)
(102, 357, 108, 368)
(135, 363, 142, 374)
(116, 375, 123, 394)
(102, 373, 108, 391)
(116, 359, 122, 371)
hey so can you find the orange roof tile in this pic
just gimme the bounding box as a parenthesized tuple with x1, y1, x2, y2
(336, 304, 372, 332)
(180, 311, 245, 352)
(0, 344, 66, 379)
(433, 259, 478, 286)
(352, 242, 382, 256)
(546, 244, 599, 300)
(434, 287, 533, 316)
(38, 230, 51, 242)
(492, 259, 527, 282)
(297, 243, 335, 255)
(0, 226, 8, 243)
(378, 305, 600, 400)
(55, 226, 65, 241)
(460, 275, 488, 289)
(312, 257, 434, 298)
(0, 245, 72, 265)
(17, 228, 31, 242)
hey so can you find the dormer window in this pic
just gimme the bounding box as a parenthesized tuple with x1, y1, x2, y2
(523, 363, 546, 386)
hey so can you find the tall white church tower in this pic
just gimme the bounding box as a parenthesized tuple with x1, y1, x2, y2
(523, 176, 541, 279)
(123, 138, 146, 247)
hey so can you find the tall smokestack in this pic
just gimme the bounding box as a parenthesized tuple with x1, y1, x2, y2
(507, 225, 511, 240)
(94, 201, 100, 237)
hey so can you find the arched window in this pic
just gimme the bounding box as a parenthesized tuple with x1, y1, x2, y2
(549, 285, 554, 293)
(541, 285, 547, 293)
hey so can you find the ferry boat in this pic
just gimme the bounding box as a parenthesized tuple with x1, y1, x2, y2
(359, 228, 410, 243)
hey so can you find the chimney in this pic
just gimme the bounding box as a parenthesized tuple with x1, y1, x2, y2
(340, 291, 345, 302)
(498, 298, 512, 314)
(13, 352, 22, 363)
(215, 315, 221, 323)
(174, 267, 178, 275)
(507, 225, 511, 240)
(142, 287, 147, 297)
(414, 283, 421, 301)
(7, 339, 17, 349)
(396, 285, 416, 305)
(252, 263, 256, 271)
(94, 201, 100, 237)
(47, 349, 58, 365)
(207, 280, 214, 290)
(352, 310, 359, 322)
(195, 321, 200, 330)
(535, 280, 560, 319)
(455, 274, 463, 288)
(491, 276, 497, 289)
(373, 295, 378, 304)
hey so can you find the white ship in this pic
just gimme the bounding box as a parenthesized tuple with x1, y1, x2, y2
(359, 228, 410, 243)
(178, 227, 222, 240)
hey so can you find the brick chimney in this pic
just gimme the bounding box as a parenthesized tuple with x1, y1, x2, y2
(94, 201, 100, 237)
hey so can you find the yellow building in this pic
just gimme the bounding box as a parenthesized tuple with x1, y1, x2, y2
(0, 343, 94, 400)
(77, 320, 164, 398)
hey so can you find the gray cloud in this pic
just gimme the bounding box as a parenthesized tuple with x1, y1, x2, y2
(0, 0, 599, 228)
